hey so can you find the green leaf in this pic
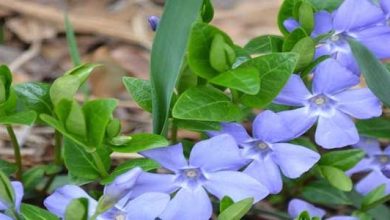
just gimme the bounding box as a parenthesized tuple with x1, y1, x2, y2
(0, 170, 15, 206)
(349, 39, 390, 106)
(240, 53, 299, 108)
(0, 65, 12, 103)
(65, 100, 87, 138)
(320, 165, 353, 191)
(150, 0, 204, 135)
(210, 65, 260, 95)
(356, 118, 390, 139)
(64, 14, 81, 66)
(320, 149, 365, 171)
(0, 111, 37, 125)
(105, 118, 121, 139)
(101, 158, 159, 184)
(172, 86, 241, 122)
(291, 37, 315, 70)
(361, 184, 387, 211)
(110, 133, 168, 153)
(175, 119, 221, 132)
(22, 166, 46, 191)
(0, 159, 16, 176)
(218, 197, 253, 220)
(244, 35, 284, 55)
(301, 180, 352, 205)
(309, 0, 343, 12)
(298, 2, 314, 34)
(82, 99, 118, 149)
(201, 0, 214, 23)
(20, 204, 59, 220)
(219, 196, 234, 213)
(209, 34, 236, 72)
(283, 28, 307, 52)
(188, 23, 234, 79)
(65, 198, 89, 220)
(14, 82, 53, 117)
(122, 77, 152, 112)
(296, 211, 311, 220)
(50, 64, 99, 105)
(278, 0, 301, 35)
(63, 138, 110, 182)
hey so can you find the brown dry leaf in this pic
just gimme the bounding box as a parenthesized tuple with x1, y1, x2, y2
(6, 17, 57, 43)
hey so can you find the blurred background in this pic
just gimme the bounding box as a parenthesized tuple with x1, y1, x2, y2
(0, 0, 281, 166)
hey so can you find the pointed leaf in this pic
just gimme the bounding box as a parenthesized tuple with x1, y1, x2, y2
(218, 197, 254, 220)
(122, 77, 152, 112)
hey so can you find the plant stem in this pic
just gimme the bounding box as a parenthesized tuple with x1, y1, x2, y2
(91, 151, 109, 178)
(252, 207, 291, 220)
(6, 125, 22, 180)
(54, 130, 63, 165)
(171, 122, 178, 143)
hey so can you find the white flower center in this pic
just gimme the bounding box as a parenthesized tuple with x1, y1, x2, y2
(331, 34, 340, 42)
(314, 96, 326, 105)
(379, 155, 390, 164)
(257, 142, 268, 150)
(116, 214, 126, 220)
(185, 169, 198, 178)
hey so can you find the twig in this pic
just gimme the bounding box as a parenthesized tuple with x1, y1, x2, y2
(8, 40, 41, 72)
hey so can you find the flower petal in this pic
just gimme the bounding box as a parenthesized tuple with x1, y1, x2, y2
(353, 137, 382, 156)
(140, 143, 187, 172)
(335, 88, 382, 119)
(11, 181, 23, 212)
(346, 158, 375, 176)
(273, 74, 311, 106)
(315, 111, 359, 148)
(355, 26, 390, 58)
(244, 157, 283, 194)
(288, 199, 326, 218)
(204, 171, 269, 203)
(381, 0, 390, 15)
(44, 185, 97, 218)
(189, 134, 246, 172)
(313, 59, 360, 95)
(159, 187, 212, 220)
(333, 0, 384, 31)
(312, 11, 333, 37)
(104, 167, 142, 202)
(207, 122, 251, 144)
(272, 143, 320, 178)
(0, 213, 12, 220)
(284, 18, 300, 32)
(124, 192, 170, 220)
(252, 110, 295, 143)
(356, 171, 390, 195)
(278, 107, 317, 138)
(131, 172, 178, 197)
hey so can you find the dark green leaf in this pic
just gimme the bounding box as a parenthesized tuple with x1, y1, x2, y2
(320, 149, 365, 171)
(0, 65, 12, 103)
(244, 35, 284, 55)
(175, 119, 221, 132)
(201, 0, 214, 23)
(172, 86, 241, 122)
(0, 160, 16, 176)
(0, 170, 15, 206)
(240, 53, 299, 108)
(14, 82, 53, 117)
(309, 0, 343, 12)
(101, 158, 159, 184)
(65, 198, 89, 220)
(210, 66, 260, 95)
(356, 118, 390, 139)
(150, 0, 204, 135)
(21, 204, 59, 220)
(218, 197, 253, 220)
(361, 184, 386, 211)
(301, 180, 352, 205)
(110, 133, 168, 153)
(22, 166, 45, 191)
(0, 111, 37, 125)
(320, 165, 353, 191)
(278, 0, 301, 35)
(188, 23, 234, 79)
(219, 196, 234, 213)
(349, 39, 390, 106)
(122, 77, 152, 112)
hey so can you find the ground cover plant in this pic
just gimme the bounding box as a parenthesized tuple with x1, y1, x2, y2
(1, 0, 390, 219)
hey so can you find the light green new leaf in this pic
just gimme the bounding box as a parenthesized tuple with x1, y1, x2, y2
(65, 100, 87, 138)
(244, 35, 284, 55)
(65, 198, 89, 220)
(0, 160, 16, 176)
(291, 37, 315, 70)
(0, 170, 15, 206)
(21, 204, 59, 220)
(298, 2, 314, 34)
(110, 133, 168, 153)
(0, 111, 37, 125)
(218, 197, 253, 220)
(361, 184, 387, 211)
(309, 0, 343, 12)
(356, 118, 390, 139)
(210, 66, 260, 95)
(320, 165, 353, 191)
(219, 196, 234, 213)
(173, 86, 241, 122)
(122, 77, 152, 112)
(14, 82, 53, 117)
(150, 0, 204, 135)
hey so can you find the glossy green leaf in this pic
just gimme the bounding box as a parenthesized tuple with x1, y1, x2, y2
(201, 0, 214, 23)
(110, 133, 168, 153)
(0, 160, 16, 176)
(188, 23, 234, 79)
(65, 198, 89, 220)
(320, 149, 365, 171)
(150, 0, 204, 135)
(21, 204, 59, 220)
(278, 0, 301, 35)
(0, 170, 15, 206)
(209, 34, 236, 72)
(283, 28, 307, 52)
(50, 64, 98, 106)
(210, 66, 260, 95)
(298, 2, 314, 34)
(356, 118, 390, 139)
(296, 211, 311, 220)
(123, 77, 152, 112)
(173, 86, 241, 122)
(83, 99, 118, 149)
(349, 39, 390, 106)
(301, 180, 352, 205)
(320, 165, 353, 191)
(0, 111, 37, 125)
(14, 82, 52, 117)
(65, 100, 87, 138)
(175, 119, 221, 132)
(101, 158, 159, 184)
(218, 197, 253, 220)
(219, 196, 234, 213)
(291, 37, 315, 70)
(361, 184, 386, 211)
(63, 138, 110, 181)
(244, 35, 284, 55)
(105, 118, 121, 139)
(309, 0, 343, 11)
(240, 53, 299, 108)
